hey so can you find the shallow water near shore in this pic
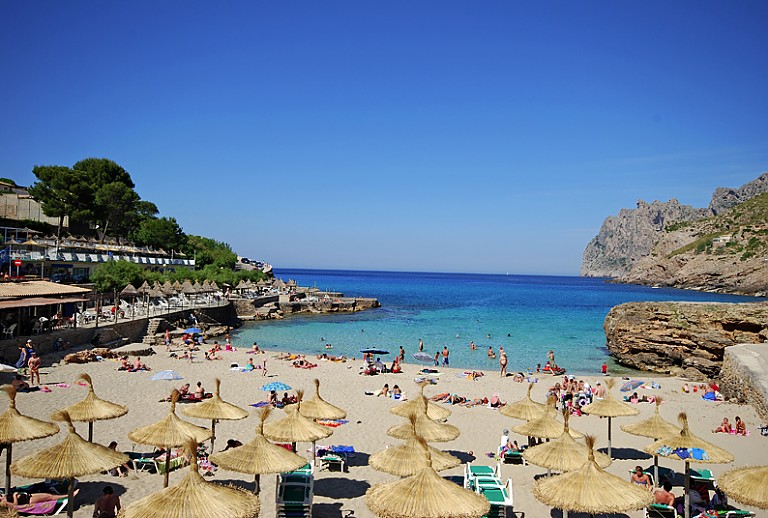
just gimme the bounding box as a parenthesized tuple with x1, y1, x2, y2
(234, 269, 759, 375)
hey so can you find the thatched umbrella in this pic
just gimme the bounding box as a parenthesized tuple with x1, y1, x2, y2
(580, 378, 639, 458)
(511, 400, 582, 440)
(209, 406, 307, 494)
(366, 440, 490, 518)
(370, 415, 460, 477)
(523, 411, 611, 476)
(390, 382, 451, 421)
(645, 413, 734, 518)
(718, 465, 768, 510)
(499, 383, 546, 421)
(128, 390, 212, 488)
(284, 379, 346, 421)
(122, 439, 260, 518)
(620, 396, 680, 486)
(387, 399, 460, 443)
(172, 280, 183, 290)
(138, 280, 151, 294)
(121, 284, 140, 297)
(533, 436, 653, 518)
(56, 373, 128, 442)
(11, 411, 128, 518)
(0, 385, 59, 495)
(263, 390, 332, 464)
(182, 379, 247, 452)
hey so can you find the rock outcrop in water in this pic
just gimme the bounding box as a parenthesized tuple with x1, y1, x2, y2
(604, 301, 768, 379)
(581, 172, 768, 281)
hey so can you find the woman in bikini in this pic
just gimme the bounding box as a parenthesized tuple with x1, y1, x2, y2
(0, 491, 69, 509)
(631, 466, 653, 491)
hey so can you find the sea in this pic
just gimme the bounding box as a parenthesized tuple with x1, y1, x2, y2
(232, 269, 761, 376)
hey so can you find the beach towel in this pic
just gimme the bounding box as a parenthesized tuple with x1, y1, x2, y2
(251, 401, 270, 408)
(702, 392, 717, 401)
(317, 420, 349, 427)
(14, 500, 60, 515)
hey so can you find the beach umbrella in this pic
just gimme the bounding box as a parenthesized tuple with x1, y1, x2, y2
(172, 280, 183, 290)
(645, 413, 734, 518)
(210, 281, 220, 291)
(0, 385, 59, 495)
(263, 390, 332, 464)
(284, 379, 346, 421)
(620, 396, 680, 485)
(387, 399, 460, 443)
(499, 383, 546, 421)
(511, 400, 583, 440)
(366, 441, 490, 518)
(718, 465, 768, 510)
(183, 327, 201, 334)
(150, 370, 184, 381)
(0, 364, 16, 373)
(532, 436, 653, 518)
(391, 382, 451, 421)
(412, 352, 434, 363)
(11, 411, 129, 518)
(128, 390, 212, 488)
(209, 406, 307, 494)
(56, 373, 128, 442)
(580, 378, 639, 458)
(162, 280, 175, 295)
(523, 411, 611, 476)
(182, 378, 248, 452)
(261, 381, 291, 392)
(120, 283, 140, 297)
(620, 379, 644, 392)
(371, 415, 461, 476)
(122, 438, 260, 518)
(360, 348, 390, 355)
(138, 280, 151, 293)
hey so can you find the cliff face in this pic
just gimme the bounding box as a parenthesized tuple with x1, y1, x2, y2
(604, 301, 768, 379)
(581, 172, 768, 284)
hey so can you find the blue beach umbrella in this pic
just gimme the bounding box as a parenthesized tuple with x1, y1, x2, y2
(360, 348, 389, 355)
(620, 380, 644, 392)
(150, 370, 183, 381)
(261, 382, 292, 392)
(412, 352, 434, 363)
(183, 327, 202, 334)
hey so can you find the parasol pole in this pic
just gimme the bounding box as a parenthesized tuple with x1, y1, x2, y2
(210, 419, 216, 453)
(67, 476, 75, 518)
(88, 422, 94, 443)
(684, 460, 690, 518)
(312, 440, 317, 466)
(653, 454, 659, 488)
(607, 416, 613, 458)
(164, 448, 172, 488)
(4, 443, 11, 496)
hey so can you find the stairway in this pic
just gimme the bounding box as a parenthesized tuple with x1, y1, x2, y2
(142, 318, 164, 345)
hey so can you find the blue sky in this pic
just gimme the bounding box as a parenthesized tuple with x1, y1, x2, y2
(1, 2, 767, 275)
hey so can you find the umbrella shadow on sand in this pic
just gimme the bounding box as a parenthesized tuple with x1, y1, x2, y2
(312, 502, 357, 518)
(72, 481, 128, 504)
(344, 451, 369, 468)
(314, 477, 370, 499)
(597, 446, 651, 460)
(446, 449, 476, 464)
(550, 512, 630, 518)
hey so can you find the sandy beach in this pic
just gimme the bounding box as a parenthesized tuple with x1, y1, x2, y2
(3, 344, 767, 518)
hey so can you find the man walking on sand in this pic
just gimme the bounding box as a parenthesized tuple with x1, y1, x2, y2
(442, 346, 450, 366)
(28, 353, 41, 386)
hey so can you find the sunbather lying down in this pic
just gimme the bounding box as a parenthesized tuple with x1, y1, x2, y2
(0, 489, 79, 509)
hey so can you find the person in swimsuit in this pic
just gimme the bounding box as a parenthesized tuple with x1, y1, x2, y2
(499, 347, 508, 378)
(631, 466, 653, 491)
(0, 491, 69, 509)
(93, 485, 120, 517)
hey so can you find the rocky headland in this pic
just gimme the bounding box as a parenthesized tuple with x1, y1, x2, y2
(604, 301, 768, 379)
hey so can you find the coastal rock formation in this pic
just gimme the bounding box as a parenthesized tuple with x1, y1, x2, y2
(582, 172, 768, 279)
(604, 301, 768, 379)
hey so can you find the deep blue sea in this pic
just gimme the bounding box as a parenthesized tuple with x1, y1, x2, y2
(232, 269, 760, 375)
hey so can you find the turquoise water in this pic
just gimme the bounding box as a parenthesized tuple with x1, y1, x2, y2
(233, 270, 760, 375)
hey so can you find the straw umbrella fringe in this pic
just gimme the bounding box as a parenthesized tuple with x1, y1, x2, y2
(390, 382, 451, 421)
(511, 401, 583, 440)
(181, 379, 247, 452)
(533, 436, 653, 518)
(128, 390, 212, 488)
(263, 390, 332, 464)
(0, 385, 59, 495)
(11, 411, 128, 518)
(500, 383, 546, 421)
(718, 465, 768, 510)
(284, 379, 346, 421)
(122, 439, 260, 518)
(209, 406, 307, 494)
(387, 404, 460, 443)
(580, 378, 639, 458)
(57, 373, 128, 442)
(620, 396, 680, 486)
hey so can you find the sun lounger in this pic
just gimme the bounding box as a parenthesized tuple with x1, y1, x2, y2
(14, 497, 69, 516)
(276, 464, 314, 517)
(463, 461, 501, 488)
(644, 503, 680, 518)
(131, 453, 188, 474)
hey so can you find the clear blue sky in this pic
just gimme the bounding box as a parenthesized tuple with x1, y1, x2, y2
(1, 2, 767, 275)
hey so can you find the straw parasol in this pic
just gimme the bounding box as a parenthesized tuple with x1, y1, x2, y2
(370, 415, 461, 476)
(262, 390, 332, 464)
(645, 413, 734, 518)
(366, 440, 490, 518)
(511, 400, 583, 440)
(121, 283, 140, 297)
(500, 383, 546, 421)
(718, 465, 768, 510)
(390, 382, 451, 421)
(620, 396, 680, 486)
(284, 379, 346, 421)
(11, 411, 129, 518)
(128, 390, 212, 488)
(209, 406, 307, 494)
(56, 373, 128, 442)
(0, 385, 60, 495)
(182, 379, 247, 452)
(523, 410, 611, 476)
(138, 280, 151, 294)
(122, 438, 260, 518)
(533, 436, 652, 518)
(580, 378, 639, 458)
(387, 399, 460, 443)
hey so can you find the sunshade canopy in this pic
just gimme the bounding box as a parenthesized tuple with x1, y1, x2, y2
(128, 390, 212, 447)
(499, 383, 546, 421)
(181, 379, 248, 421)
(0, 385, 59, 444)
(644, 413, 734, 464)
(718, 465, 768, 510)
(620, 397, 680, 439)
(262, 390, 333, 444)
(523, 411, 611, 471)
(390, 382, 451, 421)
(511, 401, 583, 440)
(387, 400, 460, 443)
(371, 416, 460, 476)
(58, 373, 128, 423)
(581, 378, 640, 418)
(284, 379, 346, 421)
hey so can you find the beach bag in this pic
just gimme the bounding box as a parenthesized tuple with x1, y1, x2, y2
(759, 425, 768, 436)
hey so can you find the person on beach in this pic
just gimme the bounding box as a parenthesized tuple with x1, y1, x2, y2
(593, 381, 606, 400)
(165, 329, 171, 351)
(107, 442, 131, 477)
(499, 347, 508, 378)
(378, 383, 390, 397)
(11, 374, 30, 392)
(27, 353, 41, 385)
(418, 339, 423, 351)
(399, 346, 405, 363)
(548, 350, 557, 369)
(194, 382, 205, 399)
(487, 346, 496, 359)
(268, 390, 278, 405)
(713, 418, 732, 433)
(1, 491, 74, 510)
(442, 346, 450, 366)
(93, 485, 120, 518)
(735, 416, 747, 435)
(631, 466, 653, 491)
(391, 385, 402, 398)
(132, 357, 150, 371)
(601, 361, 608, 375)
(433, 352, 439, 366)
(654, 481, 675, 506)
(178, 383, 191, 397)
(261, 357, 268, 377)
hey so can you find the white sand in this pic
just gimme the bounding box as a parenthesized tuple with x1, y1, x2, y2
(4, 345, 767, 517)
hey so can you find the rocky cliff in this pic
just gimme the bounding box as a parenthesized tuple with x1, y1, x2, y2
(604, 301, 768, 379)
(581, 172, 768, 280)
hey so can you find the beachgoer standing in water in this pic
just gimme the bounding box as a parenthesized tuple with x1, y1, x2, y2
(433, 351, 439, 366)
(499, 347, 508, 378)
(399, 346, 405, 363)
(442, 346, 450, 366)
(470, 341, 476, 350)
(601, 362, 608, 375)
(419, 339, 423, 351)
(548, 350, 557, 369)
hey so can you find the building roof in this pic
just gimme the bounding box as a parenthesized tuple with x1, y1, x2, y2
(0, 280, 91, 299)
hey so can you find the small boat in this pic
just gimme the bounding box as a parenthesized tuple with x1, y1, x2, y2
(541, 364, 566, 376)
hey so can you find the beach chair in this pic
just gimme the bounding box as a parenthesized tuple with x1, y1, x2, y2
(644, 503, 680, 518)
(463, 462, 501, 489)
(14, 496, 69, 516)
(276, 464, 313, 518)
(473, 477, 514, 515)
(497, 446, 527, 465)
(690, 468, 717, 491)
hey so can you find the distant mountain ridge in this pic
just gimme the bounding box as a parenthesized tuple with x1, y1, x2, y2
(581, 172, 768, 294)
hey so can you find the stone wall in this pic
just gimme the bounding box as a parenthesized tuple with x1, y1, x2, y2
(720, 344, 768, 421)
